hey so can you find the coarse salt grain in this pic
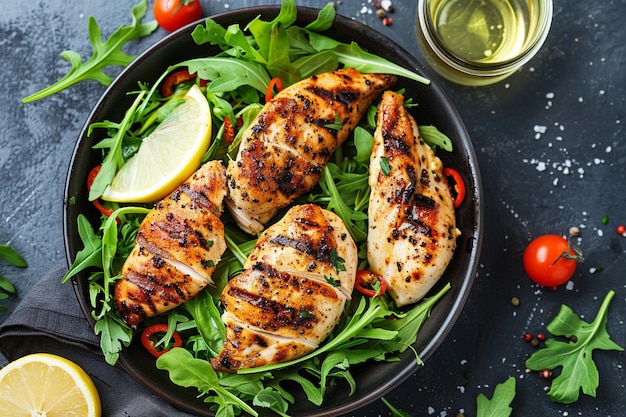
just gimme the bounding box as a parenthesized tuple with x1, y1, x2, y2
(534, 125, 547, 133)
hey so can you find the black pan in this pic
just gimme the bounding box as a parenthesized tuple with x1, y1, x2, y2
(63, 6, 483, 416)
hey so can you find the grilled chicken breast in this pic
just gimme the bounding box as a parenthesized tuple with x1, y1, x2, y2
(226, 68, 397, 234)
(211, 204, 357, 372)
(115, 161, 228, 327)
(368, 91, 460, 307)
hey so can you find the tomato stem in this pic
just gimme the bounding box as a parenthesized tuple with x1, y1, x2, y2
(553, 230, 584, 265)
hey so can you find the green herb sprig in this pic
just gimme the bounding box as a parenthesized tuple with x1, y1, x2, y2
(525, 290, 623, 404)
(381, 397, 412, 417)
(22, 0, 157, 103)
(0, 244, 28, 312)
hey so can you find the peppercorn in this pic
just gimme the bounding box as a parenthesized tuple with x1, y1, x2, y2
(570, 335, 578, 343)
(530, 337, 540, 347)
(511, 296, 520, 306)
(617, 224, 625, 235)
(523, 332, 533, 342)
(536, 333, 546, 341)
(376, 8, 386, 18)
(382, 17, 393, 26)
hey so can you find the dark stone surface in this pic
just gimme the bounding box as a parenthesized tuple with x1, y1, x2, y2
(1, 0, 624, 415)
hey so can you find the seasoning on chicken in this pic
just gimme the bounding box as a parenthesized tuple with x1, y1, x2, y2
(367, 91, 461, 307)
(211, 204, 357, 372)
(114, 161, 228, 328)
(226, 68, 397, 234)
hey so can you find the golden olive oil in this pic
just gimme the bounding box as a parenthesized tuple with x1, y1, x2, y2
(429, 0, 533, 64)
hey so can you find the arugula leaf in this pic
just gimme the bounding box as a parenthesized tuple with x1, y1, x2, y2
(22, 0, 157, 102)
(157, 348, 259, 417)
(0, 245, 28, 267)
(476, 377, 516, 417)
(381, 397, 412, 417)
(419, 125, 454, 152)
(95, 311, 133, 365)
(304, 4, 336, 32)
(307, 33, 430, 85)
(525, 290, 623, 404)
(183, 290, 226, 357)
(0, 244, 27, 311)
(372, 284, 451, 357)
(62, 215, 104, 283)
(173, 57, 271, 94)
(316, 165, 368, 242)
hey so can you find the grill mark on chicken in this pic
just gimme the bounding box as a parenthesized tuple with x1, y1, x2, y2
(211, 204, 357, 372)
(368, 91, 460, 307)
(114, 161, 228, 327)
(226, 68, 397, 234)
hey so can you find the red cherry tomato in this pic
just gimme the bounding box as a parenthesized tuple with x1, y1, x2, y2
(141, 323, 183, 358)
(153, 0, 202, 32)
(523, 234, 583, 287)
(355, 270, 387, 297)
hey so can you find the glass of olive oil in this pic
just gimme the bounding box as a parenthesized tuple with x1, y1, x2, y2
(416, 0, 553, 86)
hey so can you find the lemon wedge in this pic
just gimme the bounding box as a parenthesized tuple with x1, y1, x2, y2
(102, 84, 212, 203)
(0, 353, 102, 417)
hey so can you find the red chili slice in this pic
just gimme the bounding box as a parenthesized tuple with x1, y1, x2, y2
(141, 323, 183, 358)
(86, 165, 115, 218)
(265, 77, 283, 103)
(443, 167, 466, 209)
(355, 270, 387, 297)
(161, 70, 207, 97)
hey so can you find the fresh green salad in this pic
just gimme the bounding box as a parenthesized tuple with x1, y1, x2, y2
(63, 1, 457, 416)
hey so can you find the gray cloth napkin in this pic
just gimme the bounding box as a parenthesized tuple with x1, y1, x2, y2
(0, 267, 195, 417)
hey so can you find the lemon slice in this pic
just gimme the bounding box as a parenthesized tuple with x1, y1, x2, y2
(102, 84, 212, 202)
(0, 353, 102, 417)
